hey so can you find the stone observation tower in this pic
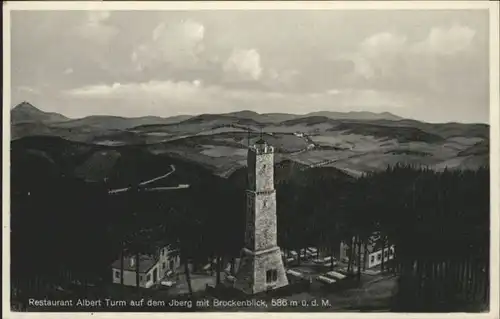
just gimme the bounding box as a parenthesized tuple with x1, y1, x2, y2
(234, 139, 289, 294)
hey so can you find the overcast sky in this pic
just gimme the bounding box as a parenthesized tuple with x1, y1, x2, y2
(10, 9, 489, 123)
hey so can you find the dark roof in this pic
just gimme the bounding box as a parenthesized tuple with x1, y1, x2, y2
(111, 255, 158, 274)
(343, 234, 392, 254)
(368, 239, 393, 253)
(255, 138, 267, 145)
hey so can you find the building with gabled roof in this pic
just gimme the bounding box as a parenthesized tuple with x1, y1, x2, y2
(111, 242, 180, 288)
(339, 233, 395, 270)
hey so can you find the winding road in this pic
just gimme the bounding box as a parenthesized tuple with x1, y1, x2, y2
(138, 164, 176, 186)
(108, 164, 188, 194)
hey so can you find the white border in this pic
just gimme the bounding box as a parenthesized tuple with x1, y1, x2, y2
(3, 2, 499, 319)
(1, 1, 499, 10)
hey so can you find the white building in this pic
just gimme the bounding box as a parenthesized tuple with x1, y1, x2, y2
(366, 244, 395, 268)
(111, 243, 180, 288)
(339, 235, 395, 269)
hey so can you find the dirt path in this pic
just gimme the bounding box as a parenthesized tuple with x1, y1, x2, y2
(108, 165, 176, 194)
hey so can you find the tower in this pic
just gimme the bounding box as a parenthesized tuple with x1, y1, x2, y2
(234, 139, 288, 294)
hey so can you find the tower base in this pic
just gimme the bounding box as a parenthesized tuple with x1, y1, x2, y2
(234, 246, 289, 295)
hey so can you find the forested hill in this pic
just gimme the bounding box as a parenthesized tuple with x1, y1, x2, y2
(10, 129, 490, 311)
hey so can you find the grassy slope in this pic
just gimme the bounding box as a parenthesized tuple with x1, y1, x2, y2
(11, 136, 225, 188)
(10, 114, 490, 181)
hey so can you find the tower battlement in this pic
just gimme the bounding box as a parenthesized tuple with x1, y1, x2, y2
(250, 139, 274, 154)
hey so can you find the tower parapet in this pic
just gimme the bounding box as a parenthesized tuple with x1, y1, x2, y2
(250, 139, 274, 154)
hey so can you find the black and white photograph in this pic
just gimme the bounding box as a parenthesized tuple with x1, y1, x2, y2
(3, 1, 499, 316)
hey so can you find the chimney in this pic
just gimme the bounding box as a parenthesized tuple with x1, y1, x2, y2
(130, 256, 135, 268)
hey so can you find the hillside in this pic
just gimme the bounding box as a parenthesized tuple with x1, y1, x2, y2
(222, 110, 298, 123)
(228, 159, 354, 189)
(55, 114, 192, 130)
(10, 103, 193, 141)
(179, 113, 264, 128)
(10, 135, 354, 191)
(194, 110, 403, 124)
(306, 111, 403, 121)
(458, 140, 489, 156)
(11, 102, 69, 124)
(10, 103, 490, 177)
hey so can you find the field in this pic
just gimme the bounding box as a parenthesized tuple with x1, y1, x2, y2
(10, 104, 489, 181)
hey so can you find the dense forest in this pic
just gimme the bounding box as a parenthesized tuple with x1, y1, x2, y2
(10, 144, 489, 311)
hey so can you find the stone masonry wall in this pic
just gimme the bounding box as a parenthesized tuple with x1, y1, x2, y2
(255, 152, 274, 192)
(247, 148, 274, 192)
(247, 149, 256, 190)
(244, 191, 256, 250)
(254, 191, 277, 251)
(234, 250, 256, 294)
(253, 248, 289, 293)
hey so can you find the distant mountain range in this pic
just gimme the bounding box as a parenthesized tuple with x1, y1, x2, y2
(11, 102, 404, 129)
(11, 102, 192, 129)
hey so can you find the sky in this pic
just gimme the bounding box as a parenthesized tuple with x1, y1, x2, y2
(10, 9, 490, 123)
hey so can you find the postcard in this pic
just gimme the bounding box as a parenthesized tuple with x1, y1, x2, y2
(3, 1, 499, 318)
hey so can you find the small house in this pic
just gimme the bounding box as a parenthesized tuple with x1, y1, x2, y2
(366, 244, 395, 269)
(111, 243, 180, 288)
(339, 234, 395, 270)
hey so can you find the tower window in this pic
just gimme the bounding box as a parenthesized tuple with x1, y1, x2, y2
(260, 164, 267, 174)
(266, 269, 278, 283)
